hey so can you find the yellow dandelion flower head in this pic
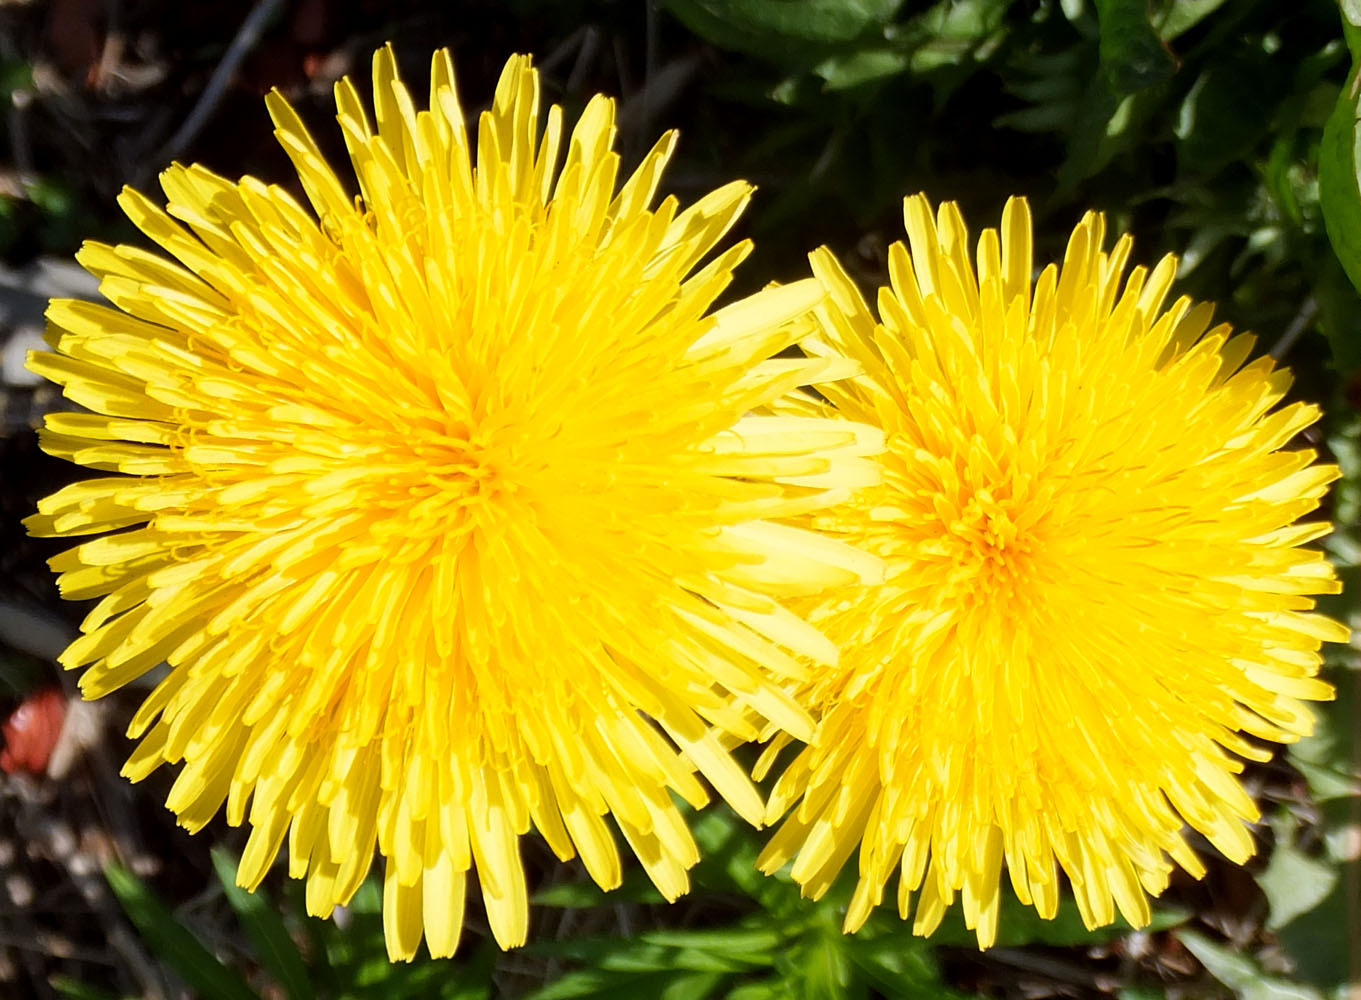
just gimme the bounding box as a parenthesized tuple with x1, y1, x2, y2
(26, 46, 884, 959)
(758, 194, 1347, 948)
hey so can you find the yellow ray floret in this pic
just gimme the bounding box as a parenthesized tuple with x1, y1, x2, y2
(26, 46, 884, 960)
(759, 193, 1346, 948)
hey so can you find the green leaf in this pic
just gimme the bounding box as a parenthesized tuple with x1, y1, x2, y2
(1272, 870, 1353, 993)
(1178, 930, 1324, 1000)
(661, 0, 904, 64)
(524, 968, 725, 1000)
(844, 932, 966, 1000)
(104, 862, 260, 1000)
(1320, 62, 1361, 297)
(1174, 54, 1277, 178)
(24, 175, 74, 218)
(347, 872, 383, 915)
(660, 971, 727, 1000)
(527, 936, 754, 975)
(1265, 696, 1359, 998)
(814, 48, 910, 90)
(640, 927, 783, 953)
(1118, 988, 1169, 1000)
(689, 806, 789, 907)
(903, 0, 1012, 73)
(1314, 255, 1361, 378)
(343, 942, 494, 1000)
(1258, 840, 1339, 931)
(1156, 0, 1232, 40)
(727, 986, 786, 1000)
(790, 929, 853, 1000)
(1054, 75, 1165, 191)
(50, 977, 128, 1000)
(211, 848, 315, 1000)
(1093, 0, 1177, 94)
(435, 941, 498, 1000)
(1290, 684, 1361, 801)
(533, 869, 665, 907)
(0, 58, 32, 102)
(520, 969, 615, 1000)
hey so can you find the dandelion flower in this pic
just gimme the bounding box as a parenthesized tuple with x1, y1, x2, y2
(25, 47, 883, 959)
(758, 194, 1346, 947)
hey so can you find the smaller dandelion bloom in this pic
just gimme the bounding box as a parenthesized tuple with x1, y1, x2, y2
(25, 47, 884, 959)
(757, 194, 1347, 947)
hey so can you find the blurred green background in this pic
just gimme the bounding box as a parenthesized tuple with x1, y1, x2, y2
(0, 1, 1358, 998)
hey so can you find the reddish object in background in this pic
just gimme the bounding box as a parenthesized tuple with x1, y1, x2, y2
(0, 688, 67, 775)
(46, 0, 103, 84)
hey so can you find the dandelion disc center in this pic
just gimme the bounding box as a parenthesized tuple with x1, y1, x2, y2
(937, 485, 1038, 605)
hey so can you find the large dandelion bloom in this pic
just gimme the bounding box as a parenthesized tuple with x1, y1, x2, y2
(758, 195, 1346, 947)
(25, 47, 883, 959)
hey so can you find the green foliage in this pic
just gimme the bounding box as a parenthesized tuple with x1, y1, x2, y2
(0, 56, 32, 102)
(0, 643, 52, 696)
(212, 849, 316, 1000)
(660, 0, 906, 66)
(925, 891, 1189, 950)
(282, 874, 495, 1000)
(50, 978, 128, 1000)
(529, 807, 969, 1000)
(529, 805, 1196, 999)
(1319, 18, 1361, 301)
(1277, 592, 1361, 995)
(104, 862, 261, 1000)
(1178, 930, 1327, 1000)
(1259, 832, 1338, 933)
(1093, 0, 1177, 94)
(81, 859, 495, 1000)
(653, 0, 1361, 393)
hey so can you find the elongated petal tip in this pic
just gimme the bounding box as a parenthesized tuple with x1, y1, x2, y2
(763, 193, 1346, 947)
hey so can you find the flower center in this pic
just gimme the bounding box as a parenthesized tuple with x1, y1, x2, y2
(396, 425, 528, 522)
(941, 488, 1037, 605)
